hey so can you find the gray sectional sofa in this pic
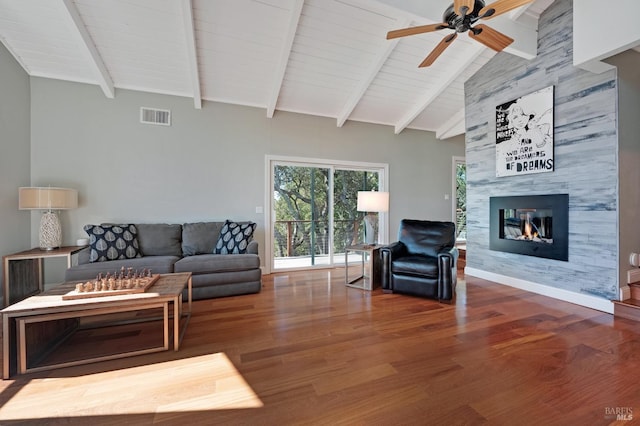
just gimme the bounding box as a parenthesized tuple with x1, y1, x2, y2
(65, 222, 261, 300)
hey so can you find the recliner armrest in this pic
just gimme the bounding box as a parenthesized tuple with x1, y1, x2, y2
(436, 246, 459, 301)
(380, 241, 406, 260)
(380, 242, 406, 291)
(436, 246, 459, 264)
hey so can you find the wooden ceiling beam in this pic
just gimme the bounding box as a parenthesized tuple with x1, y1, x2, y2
(181, 0, 202, 109)
(337, 17, 410, 128)
(61, 0, 114, 99)
(436, 108, 465, 140)
(266, 0, 304, 118)
(394, 43, 485, 134)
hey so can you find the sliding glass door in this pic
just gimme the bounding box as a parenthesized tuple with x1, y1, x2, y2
(268, 157, 387, 272)
(273, 165, 331, 269)
(332, 169, 379, 265)
(453, 157, 467, 243)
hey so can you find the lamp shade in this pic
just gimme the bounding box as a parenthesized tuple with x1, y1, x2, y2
(19, 187, 78, 210)
(357, 191, 389, 212)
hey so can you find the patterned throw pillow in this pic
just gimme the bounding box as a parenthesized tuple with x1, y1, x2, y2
(84, 224, 142, 263)
(214, 220, 256, 254)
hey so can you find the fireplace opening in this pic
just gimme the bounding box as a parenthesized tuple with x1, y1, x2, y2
(490, 194, 568, 261)
(501, 208, 553, 244)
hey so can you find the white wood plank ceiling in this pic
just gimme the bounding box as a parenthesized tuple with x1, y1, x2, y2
(0, 0, 553, 138)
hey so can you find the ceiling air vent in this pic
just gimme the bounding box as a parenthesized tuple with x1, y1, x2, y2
(140, 107, 171, 126)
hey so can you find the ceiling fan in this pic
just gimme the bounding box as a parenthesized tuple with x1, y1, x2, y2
(387, 0, 535, 67)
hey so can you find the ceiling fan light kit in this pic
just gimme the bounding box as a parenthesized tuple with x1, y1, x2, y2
(386, 0, 534, 67)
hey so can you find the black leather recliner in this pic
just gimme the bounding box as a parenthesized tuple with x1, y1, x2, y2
(381, 219, 459, 303)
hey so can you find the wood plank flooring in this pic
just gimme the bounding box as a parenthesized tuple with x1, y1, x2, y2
(1, 270, 639, 425)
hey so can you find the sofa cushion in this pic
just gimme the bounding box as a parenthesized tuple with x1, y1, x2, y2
(65, 255, 179, 282)
(136, 223, 182, 257)
(174, 253, 260, 274)
(214, 220, 256, 254)
(182, 222, 223, 256)
(188, 276, 261, 299)
(84, 224, 141, 263)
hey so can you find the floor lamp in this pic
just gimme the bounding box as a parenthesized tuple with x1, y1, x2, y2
(19, 187, 78, 250)
(357, 191, 389, 245)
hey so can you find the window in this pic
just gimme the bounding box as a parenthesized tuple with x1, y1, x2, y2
(266, 156, 388, 273)
(453, 157, 466, 242)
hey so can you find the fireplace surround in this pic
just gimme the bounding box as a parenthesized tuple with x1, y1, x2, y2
(489, 194, 568, 261)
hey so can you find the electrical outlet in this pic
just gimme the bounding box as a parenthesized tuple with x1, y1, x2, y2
(627, 269, 640, 284)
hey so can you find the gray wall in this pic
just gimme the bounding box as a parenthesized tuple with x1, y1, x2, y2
(464, 0, 619, 299)
(607, 50, 640, 288)
(0, 42, 31, 303)
(29, 77, 464, 282)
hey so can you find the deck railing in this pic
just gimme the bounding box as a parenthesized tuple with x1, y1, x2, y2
(273, 218, 363, 258)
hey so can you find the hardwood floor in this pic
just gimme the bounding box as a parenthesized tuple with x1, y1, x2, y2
(1, 270, 639, 425)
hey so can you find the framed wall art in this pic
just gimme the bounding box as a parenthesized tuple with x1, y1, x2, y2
(495, 85, 554, 177)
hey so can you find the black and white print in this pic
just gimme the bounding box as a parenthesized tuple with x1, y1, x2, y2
(495, 86, 554, 177)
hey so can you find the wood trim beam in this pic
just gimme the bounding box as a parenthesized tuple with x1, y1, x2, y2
(0, 35, 31, 75)
(488, 18, 537, 60)
(394, 43, 485, 134)
(266, 0, 304, 118)
(337, 18, 410, 128)
(508, 2, 532, 20)
(181, 0, 202, 109)
(61, 0, 114, 99)
(436, 108, 465, 140)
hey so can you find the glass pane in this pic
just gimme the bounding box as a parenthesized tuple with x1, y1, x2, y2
(456, 162, 467, 242)
(333, 170, 379, 265)
(273, 165, 330, 269)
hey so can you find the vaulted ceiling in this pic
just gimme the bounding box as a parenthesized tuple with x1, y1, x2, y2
(0, 0, 554, 138)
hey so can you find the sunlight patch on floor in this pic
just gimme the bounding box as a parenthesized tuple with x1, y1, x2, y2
(0, 353, 262, 420)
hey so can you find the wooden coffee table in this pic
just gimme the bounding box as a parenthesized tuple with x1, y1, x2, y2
(1, 272, 192, 379)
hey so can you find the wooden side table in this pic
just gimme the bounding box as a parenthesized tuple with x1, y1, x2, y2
(345, 244, 382, 290)
(2, 246, 86, 307)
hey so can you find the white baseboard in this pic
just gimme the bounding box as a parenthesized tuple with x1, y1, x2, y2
(464, 267, 614, 314)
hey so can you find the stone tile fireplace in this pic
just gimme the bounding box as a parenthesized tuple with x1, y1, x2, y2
(489, 194, 569, 261)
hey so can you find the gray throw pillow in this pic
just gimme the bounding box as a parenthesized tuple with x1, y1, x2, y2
(182, 222, 223, 256)
(135, 223, 182, 256)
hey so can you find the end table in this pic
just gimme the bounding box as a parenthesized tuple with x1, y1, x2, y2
(2, 246, 86, 307)
(345, 244, 382, 290)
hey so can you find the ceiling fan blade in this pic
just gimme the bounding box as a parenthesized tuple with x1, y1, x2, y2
(454, 0, 475, 16)
(469, 24, 514, 51)
(387, 23, 447, 39)
(419, 33, 457, 67)
(479, 0, 535, 19)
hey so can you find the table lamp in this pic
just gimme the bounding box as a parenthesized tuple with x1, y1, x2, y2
(357, 190, 389, 245)
(19, 187, 78, 250)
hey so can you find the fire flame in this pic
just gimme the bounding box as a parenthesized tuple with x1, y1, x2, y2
(523, 221, 538, 240)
